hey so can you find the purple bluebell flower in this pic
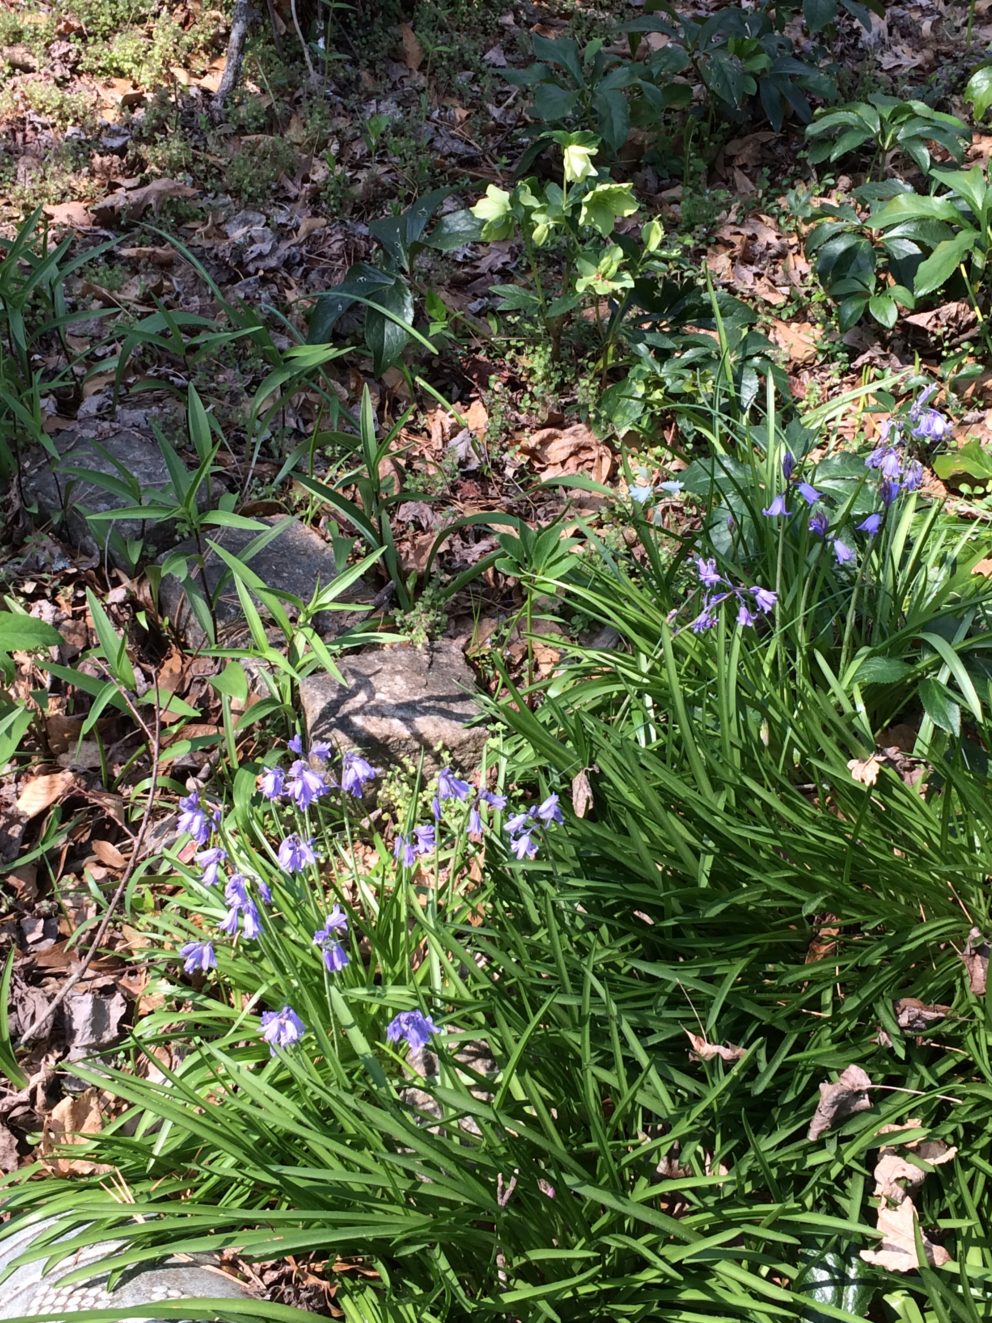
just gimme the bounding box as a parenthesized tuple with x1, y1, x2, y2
(809, 510, 829, 538)
(287, 734, 304, 755)
(310, 741, 332, 762)
(218, 906, 240, 937)
(695, 557, 722, 587)
(179, 940, 215, 974)
(902, 459, 923, 492)
(478, 789, 507, 810)
(629, 483, 654, 504)
(286, 759, 327, 810)
(225, 873, 249, 907)
(751, 586, 777, 614)
(341, 751, 377, 797)
(910, 384, 938, 417)
(510, 829, 539, 860)
(195, 845, 226, 888)
(431, 795, 442, 822)
(833, 539, 855, 565)
(796, 482, 821, 506)
(880, 450, 903, 482)
(386, 1009, 439, 1051)
(438, 768, 471, 802)
(277, 833, 316, 875)
(762, 493, 789, 518)
(468, 803, 483, 835)
(505, 812, 532, 836)
(314, 907, 349, 973)
(782, 451, 796, 481)
(879, 478, 900, 507)
(690, 606, 718, 633)
(258, 766, 285, 801)
(257, 878, 273, 906)
(737, 602, 756, 628)
(220, 874, 263, 940)
(241, 899, 262, 941)
(913, 407, 950, 441)
(261, 1005, 305, 1053)
(857, 513, 883, 536)
(414, 824, 436, 856)
(393, 833, 417, 868)
(177, 791, 213, 846)
(536, 793, 563, 826)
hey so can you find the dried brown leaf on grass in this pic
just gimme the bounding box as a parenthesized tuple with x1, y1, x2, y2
(685, 1031, 746, 1063)
(93, 179, 197, 223)
(960, 928, 989, 995)
(859, 1198, 951, 1272)
(40, 1089, 113, 1175)
(894, 998, 951, 1032)
(807, 1064, 872, 1141)
(14, 771, 74, 819)
(399, 22, 424, 71)
(848, 754, 881, 786)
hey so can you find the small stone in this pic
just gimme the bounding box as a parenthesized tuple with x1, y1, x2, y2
(21, 418, 185, 571)
(157, 515, 370, 651)
(300, 640, 487, 775)
(0, 1216, 256, 1321)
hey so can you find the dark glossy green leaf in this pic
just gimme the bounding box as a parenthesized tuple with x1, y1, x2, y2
(920, 676, 961, 735)
(912, 231, 976, 297)
(363, 276, 415, 374)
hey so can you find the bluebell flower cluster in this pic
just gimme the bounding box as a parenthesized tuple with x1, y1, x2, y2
(386, 1009, 439, 1052)
(506, 793, 563, 860)
(313, 904, 349, 974)
(258, 737, 379, 812)
(261, 1005, 306, 1054)
(763, 455, 855, 566)
(687, 557, 778, 634)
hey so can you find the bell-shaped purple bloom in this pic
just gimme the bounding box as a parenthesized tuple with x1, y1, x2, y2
(386, 1009, 439, 1051)
(690, 606, 718, 633)
(257, 878, 273, 906)
(737, 602, 756, 628)
(277, 833, 316, 875)
(505, 811, 532, 836)
(629, 483, 654, 504)
(241, 899, 262, 940)
(287, 734, 304, 754)
(393, 833, 417, 868)
(902, 459, 923, 492)
(796, 482, 821, 506)
(341, 751, 377, 797)
(782, 451, 796, 481)
(809, 510, 829, 538)
(196, 845, 226, 888)
(880, 450, 903, 481)
(695, 557, 722, 587)
(310, 741, 331, 762)
(762, 493, 789, 518)
(286, 759, 327, 811)
(879, 478, 900, 507)
(261, 1005, 305, 1053)
(315, 904, 348, 939)
(322, 943, 349, 973)
(536, 793, 563, 825)
(414, 824, 436, 855)
(438, 768, 471, 802)
(431, 796, 442, 822)
(258, 766, 285, 801)
(179, 940, 216, 974)
(910, 384, 938, 417)
(510, 830, 539, 860)
(833, 539, 856, 565)
(478, 789, 507, 810)
(468, 803, 483, 835)
(751, 586, 777, 614)
(857, 513, 883, 536)
(177, 791, 213, 847)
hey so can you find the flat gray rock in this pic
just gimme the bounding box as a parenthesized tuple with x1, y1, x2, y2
(0, 1215, 254, 1321)
(20, 420, 185, 571)
(157, 515, 370, 650)
(300, 640, 487, 774)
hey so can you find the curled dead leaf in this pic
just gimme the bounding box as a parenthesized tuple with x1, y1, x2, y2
(848, 754, 881, 786)
(14, 771, 74, 819)
(859, 1197, 950, 1272)
(40, 1089, 113, 1175)
(807, 1064, 872, 1141)
(960, 928, 988, 996)
(894, 997, 951, 1032)
(685, 1030, 746, 1063)
(571, 768, 594, 819)
(517, 423, 613, 485)
(92, 178, 196, 224)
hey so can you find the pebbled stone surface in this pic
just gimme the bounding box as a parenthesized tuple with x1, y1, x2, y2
(0, 1216, 255, 1322)
(20, 419, 186, 571)
(157, 515, 371, 651)
(300, 639, 487, 775)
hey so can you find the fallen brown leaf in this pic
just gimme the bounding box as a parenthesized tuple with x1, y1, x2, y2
(768, 318, 818, 365)
(399, 21, 424, 71)
(40, 1089, 113, 1175)
(960, 928, 989, 996)
(807, 1064, 872, 1141)
(92, 178, 196, 224)
(41, 201, 95, 228)
(571, 768, 594, 819)
(14, 771, 74, 819)
(894, 998, 951, 1032)
(685, 1031, 746, 1063)
(517, 423, 613, 484)
(848, 754, 881, 786)
(860, 1198, 950, 1272)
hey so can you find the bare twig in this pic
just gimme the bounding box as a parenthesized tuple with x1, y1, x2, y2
(214, 0, 255, 107)
(290, 0, 316, 83)
(18, 676, 163, 1044)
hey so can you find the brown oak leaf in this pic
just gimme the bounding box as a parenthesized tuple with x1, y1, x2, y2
(807, 1064, 872, 1141)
